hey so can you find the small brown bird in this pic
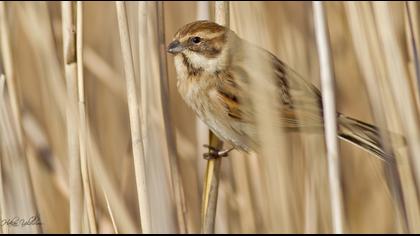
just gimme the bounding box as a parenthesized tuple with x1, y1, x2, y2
(167, 20, 392, 161)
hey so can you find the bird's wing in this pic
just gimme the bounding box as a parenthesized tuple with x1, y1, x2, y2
(269, 52, 325, 130)
(214, 70, 251, 123)
(216, 49, 325, 130)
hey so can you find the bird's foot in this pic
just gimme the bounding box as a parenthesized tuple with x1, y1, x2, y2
(203, 144, 234, 160)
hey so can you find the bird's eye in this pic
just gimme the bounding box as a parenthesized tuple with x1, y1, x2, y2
(191, 36, 201, 44)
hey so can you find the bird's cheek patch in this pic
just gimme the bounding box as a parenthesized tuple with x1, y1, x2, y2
(186, 42, 220, 59)
(202, 38, 224, 58)
(188, 44, 202, 52)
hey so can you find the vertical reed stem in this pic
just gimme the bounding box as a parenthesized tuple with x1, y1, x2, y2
(0, 2, 23, 143)
(87, 131, 138, 233)
(0, 74, 7, 234)
(345, 2, 410, 232)
(103, 189, 119, 233)
(155, 1, 188, 233)
(201, 132, 223, 234)
(405, 2, 420, 98)
(374, 2, 420, 231)
(76, 1, 97, 233)
(115, 1, 151, 233)
(312, 1, 345, 233)
(61, 2, 83, 233)
(200, 1, 229, 234)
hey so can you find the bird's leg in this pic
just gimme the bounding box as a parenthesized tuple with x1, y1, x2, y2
(202, 144, 234, 160)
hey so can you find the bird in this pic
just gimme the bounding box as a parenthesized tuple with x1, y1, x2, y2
(167, 20, 396, 162)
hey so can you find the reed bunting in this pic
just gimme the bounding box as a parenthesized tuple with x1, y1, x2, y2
(167, 20, 392, 161)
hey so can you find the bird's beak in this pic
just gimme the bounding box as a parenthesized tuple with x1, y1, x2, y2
(167, 40, 183, 54)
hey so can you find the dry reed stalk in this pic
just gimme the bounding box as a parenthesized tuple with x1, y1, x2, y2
(1, 7, 40, 226)
(0, 97, 13, 232)
(86, 129, 137, 233)
(22, 111, 71, 233)
(230, 2, 298, 232)
(2, 5, 42, 233)
(132, 2, 180, 232)
(243, 153, 266, 231)
(405, 2, 420, 73)
(247, 46, 292, 231)
(344, 2, 410, 232)
(0, 74, 7, 234)
(405, 2, 420, 111)
(224, 2, 285, 233)
(138, 2, 149, 168)
(61, 2, 83, 232)
(76, 1, 97, 233)
(0, 80, 39, 233)
(20, 3, 138, 232)
(271, 4, 324, 233)
(115, 1, 151, 233)
(405, 7, 420, 216)
(195, 0, 210, 197)
(103, 188, 118, 234)
(201, 132, 223, 233)
(15, 2, 139, 232)
(312, 1, 345, 233)
(303, 164, 318, 233)
(83, 47, 126, 101)
(0, 2, 23, 143)
(155, 1, 188, 233)
(18, 2, 68, 118)
(199, 1, 228, 234)
(83, 118, 139, 233)
(8, 1, 420, 233)
(16, 4, 79, 232)
(230, 154, 258, 233)
(373, 2, 420, 232)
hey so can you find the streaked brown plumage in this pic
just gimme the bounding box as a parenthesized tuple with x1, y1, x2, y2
(167, 20, 394, 161)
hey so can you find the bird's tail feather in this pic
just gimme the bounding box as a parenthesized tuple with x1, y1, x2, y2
(337, 114, 404, 163)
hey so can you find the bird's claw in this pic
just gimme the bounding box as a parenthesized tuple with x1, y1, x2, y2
(202, 144, 234, 160)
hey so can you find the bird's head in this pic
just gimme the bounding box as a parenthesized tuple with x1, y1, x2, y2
(167, 20, 236, 74)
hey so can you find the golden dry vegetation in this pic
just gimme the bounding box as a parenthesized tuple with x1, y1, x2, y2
(0, 1, 420, 233)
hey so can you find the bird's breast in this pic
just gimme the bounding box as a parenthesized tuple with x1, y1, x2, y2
(175, 73, 250, 151)
(173, 53, 253, 151)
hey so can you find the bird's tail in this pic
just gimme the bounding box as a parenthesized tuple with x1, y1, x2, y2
(337, 114, 405, 162)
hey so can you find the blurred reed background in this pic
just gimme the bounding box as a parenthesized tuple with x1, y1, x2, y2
(0, 1, 420, 233)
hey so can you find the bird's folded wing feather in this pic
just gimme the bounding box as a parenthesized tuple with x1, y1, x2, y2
(216, 48, 325, 130)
